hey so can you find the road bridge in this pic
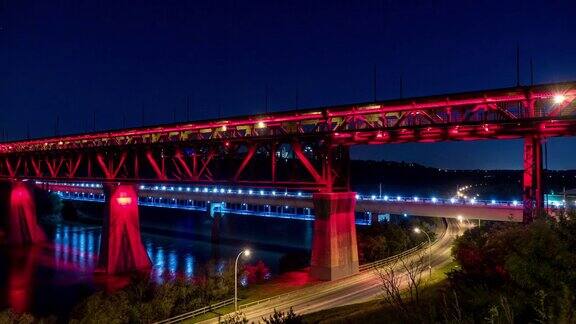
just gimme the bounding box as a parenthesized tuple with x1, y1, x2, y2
(43, 181, 523, 222)
(1, 82, 575, 279)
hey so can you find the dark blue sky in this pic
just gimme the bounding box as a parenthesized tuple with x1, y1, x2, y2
(1, 0, 576, 169)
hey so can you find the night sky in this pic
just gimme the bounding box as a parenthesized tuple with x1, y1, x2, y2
(1, 0, 576, 169)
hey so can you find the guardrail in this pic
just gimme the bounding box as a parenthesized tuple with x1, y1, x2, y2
(359, 218, 448, 271)
(358, 241, 426, 272)
(153, 298, 234, 324)
(156, 219, 449, 323)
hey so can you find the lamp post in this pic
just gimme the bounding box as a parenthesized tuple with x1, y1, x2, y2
(414, 227, 431, 277)
(456, 215, 470, 226)
(234, 249, 251, 312)
(457, 214, 479, 228)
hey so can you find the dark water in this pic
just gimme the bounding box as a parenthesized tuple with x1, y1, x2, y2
(0, 203, 314, 318)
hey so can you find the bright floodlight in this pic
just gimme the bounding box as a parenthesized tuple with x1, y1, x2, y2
(244, 249, 251, 257)
(553, 94, 566, 104)
(413, 227, 421, 234)
(457, 215, 463, 222)
(257, 121, 266, 128)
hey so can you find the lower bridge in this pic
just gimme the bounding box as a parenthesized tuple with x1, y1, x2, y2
(41, 181, 523, 222)
(0, 179, 526, 281)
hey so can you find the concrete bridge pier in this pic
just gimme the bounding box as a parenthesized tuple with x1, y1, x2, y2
(97, 184, 151, 274)
(523, 136, 544, 223)
(310, 192, 359, 281)
(7, 181, 45, 245)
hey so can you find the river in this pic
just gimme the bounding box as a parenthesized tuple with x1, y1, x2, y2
(0, 202, 315, 318)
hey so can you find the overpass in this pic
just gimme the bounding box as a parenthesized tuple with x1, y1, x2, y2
(1, 81, 575, 279)
(42, 181, 524, 222)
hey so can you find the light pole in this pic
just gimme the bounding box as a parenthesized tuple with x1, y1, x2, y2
(414, 227, 431, 277)
(234, 249, 251, 312)
(456, 215, 470, 226)
(457, 215, 479, 228)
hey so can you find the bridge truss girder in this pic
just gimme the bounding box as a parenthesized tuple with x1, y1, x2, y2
(0, 138, 350, 192)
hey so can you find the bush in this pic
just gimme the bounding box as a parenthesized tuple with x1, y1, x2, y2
(448, 211, 576, 322)
(357, 219, 435, 262)
(262, 308, 304, 324)
(70, 260, 237, 323)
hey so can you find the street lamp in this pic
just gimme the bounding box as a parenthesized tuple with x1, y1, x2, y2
(234, 249, 251, 311)
(413, 227, 431, 277)
(456, 215, 469, 225)
(457, 214, 479, 227)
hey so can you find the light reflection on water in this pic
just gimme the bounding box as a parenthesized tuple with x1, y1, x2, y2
(0, 214, 308, 317)
(52, 225, 201, 281)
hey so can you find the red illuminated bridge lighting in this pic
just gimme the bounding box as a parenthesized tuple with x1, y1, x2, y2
(116, 195, 132, 206)
(554, 94, 566, 104)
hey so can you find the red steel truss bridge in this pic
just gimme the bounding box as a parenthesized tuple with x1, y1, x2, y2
(1, 81, 575, 220)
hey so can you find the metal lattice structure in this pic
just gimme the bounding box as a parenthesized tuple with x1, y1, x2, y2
(1, 82, 575, 194)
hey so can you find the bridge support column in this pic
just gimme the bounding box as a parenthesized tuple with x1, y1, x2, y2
(207, 202, 222, 244)
(97, 184, 151, 274)
(8, 181, 45, 245)
(310, 192, 359, 281)
(523, 136, 544, 223)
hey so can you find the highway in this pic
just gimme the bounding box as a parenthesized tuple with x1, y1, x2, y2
(199, 219, 464, 323)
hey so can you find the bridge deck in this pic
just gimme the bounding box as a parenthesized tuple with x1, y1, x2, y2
(42, 182, 523, 222)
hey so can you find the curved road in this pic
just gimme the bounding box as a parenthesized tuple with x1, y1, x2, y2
(200, 219, 463, 323)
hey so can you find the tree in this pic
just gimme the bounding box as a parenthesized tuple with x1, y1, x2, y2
(262, 308, 304, 324)
(376, 252, 428, 322)
(220, 311, 248, 324)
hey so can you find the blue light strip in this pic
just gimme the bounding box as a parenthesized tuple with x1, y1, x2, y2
(37, 180, 527, 208)
(52, 190, 371, 225)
